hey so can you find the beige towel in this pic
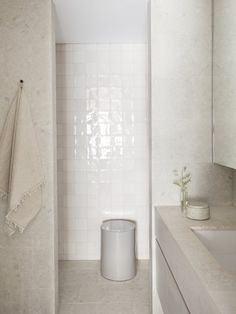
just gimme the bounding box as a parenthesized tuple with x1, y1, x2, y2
(0, 85, 44, 235)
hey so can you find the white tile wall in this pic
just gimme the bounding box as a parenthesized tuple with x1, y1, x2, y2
(56, 44, 149, 260)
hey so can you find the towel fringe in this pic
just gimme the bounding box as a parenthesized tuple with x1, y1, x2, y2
(4, 219, 23, 236)
(4, 178, 45, 236)
(9, 178, 45, 213)
(0, 189, 8, 200)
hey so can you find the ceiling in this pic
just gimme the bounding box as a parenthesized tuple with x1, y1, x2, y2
(54, 0, 149, 43)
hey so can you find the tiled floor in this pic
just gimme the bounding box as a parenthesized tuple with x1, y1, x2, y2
(59, 260, 150, 314)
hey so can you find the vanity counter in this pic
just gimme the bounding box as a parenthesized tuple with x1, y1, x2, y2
(155, 206, 236, 314)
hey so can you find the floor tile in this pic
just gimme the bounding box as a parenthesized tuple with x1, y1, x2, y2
(59, 260, 150, 314)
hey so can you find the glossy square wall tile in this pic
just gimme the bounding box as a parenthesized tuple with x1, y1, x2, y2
(57, 44, 149, 260)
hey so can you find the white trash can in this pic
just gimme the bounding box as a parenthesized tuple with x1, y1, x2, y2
(101, 219, 136, 281)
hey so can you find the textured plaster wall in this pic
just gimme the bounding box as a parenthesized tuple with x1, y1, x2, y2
(0, 0, 57, 313)
(151, 0, 233, 312)
(151, 0, 232, 208)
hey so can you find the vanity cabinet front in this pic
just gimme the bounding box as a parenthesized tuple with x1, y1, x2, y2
(156, 240, 190, 314)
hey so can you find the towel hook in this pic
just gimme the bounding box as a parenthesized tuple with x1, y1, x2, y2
(20, 80, 24, 89)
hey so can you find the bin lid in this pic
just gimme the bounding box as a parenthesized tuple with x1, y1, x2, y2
(187, 201, 209, 209)
(101, 219, 135, 232)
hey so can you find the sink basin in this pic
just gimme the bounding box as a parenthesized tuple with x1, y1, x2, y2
(192, 229, 236, 274)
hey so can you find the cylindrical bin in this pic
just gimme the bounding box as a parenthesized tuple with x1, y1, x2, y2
(101, 219, 136, 281)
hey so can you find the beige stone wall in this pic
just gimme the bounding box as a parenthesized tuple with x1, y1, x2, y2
(151, 0, 233, 311)
(151, 0, 233, 207)
(0, 0, 57, 313)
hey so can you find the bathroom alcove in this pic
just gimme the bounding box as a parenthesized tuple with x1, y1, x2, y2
(55, 0, 151, 311)
(1, 0, 236, 313)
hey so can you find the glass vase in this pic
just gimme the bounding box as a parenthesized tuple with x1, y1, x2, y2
(180, 189, 188, 216)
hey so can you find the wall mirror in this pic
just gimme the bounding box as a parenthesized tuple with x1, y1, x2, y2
(213, 0, 236, 169)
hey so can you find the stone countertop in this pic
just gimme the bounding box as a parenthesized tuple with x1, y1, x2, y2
(155, 205, 236, 314)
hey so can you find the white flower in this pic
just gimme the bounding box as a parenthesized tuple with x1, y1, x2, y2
(173, 167, 191, 191)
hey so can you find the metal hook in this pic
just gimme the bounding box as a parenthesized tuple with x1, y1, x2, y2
(20, 80, 24, 88)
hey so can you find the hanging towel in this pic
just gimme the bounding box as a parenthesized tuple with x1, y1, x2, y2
(0, 84, 44, 235)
